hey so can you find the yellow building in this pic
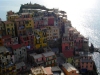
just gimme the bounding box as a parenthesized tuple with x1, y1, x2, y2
(0, 21, 6, 37)
(7, 11, 19, 21)
(34, 29, 47, 49)
(3, 21, 15, 37)
(25, 18, 34, 28)
(24, 18, 34, 35)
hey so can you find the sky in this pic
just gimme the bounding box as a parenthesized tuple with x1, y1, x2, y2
(0, 0, 96, 20)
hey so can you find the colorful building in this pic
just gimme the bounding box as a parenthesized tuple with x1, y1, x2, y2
(62, 63, 79, 75)
(0, 21, 6, 37)
(62, 35, 74, 64)
(80, 53, 94, 72)
(20, 13, 34, 18)
(19, 35, 34, 50)
(31, 66, 53, 75)
(3, 21, 15, 37)
(34, 29, 47, 49)
(0, 46, 16, 75)
(15, 18, 34, 36)
(7, 11, 19, 22)
(42, 51, 56, 66)
(46, 26, 60, 40)
(11, 44, 27, 63)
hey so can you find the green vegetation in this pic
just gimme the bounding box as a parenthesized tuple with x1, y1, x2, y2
(19, 3, 49, 13)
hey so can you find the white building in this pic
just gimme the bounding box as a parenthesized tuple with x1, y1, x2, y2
(11, 44, 27, 63)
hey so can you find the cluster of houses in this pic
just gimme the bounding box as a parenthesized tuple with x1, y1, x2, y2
(0, 2, 94, 75)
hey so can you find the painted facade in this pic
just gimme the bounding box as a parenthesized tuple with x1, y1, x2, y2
(15, 18, 34, 36)
(7, 11, 19, 21)
(11, 44, 27, 63)
(42, 51, 56, 66)
(34, 29, 47, 49)
(46, 26, 60, 40)
(80, 54, 93, 72)
(0, 46, 16, 75)
(4, 21, 15, 37)
(0, 21, 6, 37)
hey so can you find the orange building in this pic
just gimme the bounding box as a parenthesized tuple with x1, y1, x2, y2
(62, 63, 79, 75)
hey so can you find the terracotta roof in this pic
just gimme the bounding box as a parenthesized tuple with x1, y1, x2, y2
(44, 67, 53, 75)
(11, 44, 22, 50)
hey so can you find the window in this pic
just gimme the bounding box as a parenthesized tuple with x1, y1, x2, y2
(20, 51, 21, 54)
(52, 60, 54, 63)
(86, 66, 88, 68)
(23, 49, 25, 51)
(6, 55, 7, 58)
(46, 57, 48, 61)
(82, 66, 83, 68)
(2, 57, 3, 59)
(43, 39, 47, 43)
(7, 28, 10, 31)
(11, 24, 13, 26)
(49, 61, 51, 64)
(7, 24, 9, 26)
(53, 55, 55, 59)
(36, 39, 40, 44)
(65, 46, 69, 50)
(90, 65, 92, 67)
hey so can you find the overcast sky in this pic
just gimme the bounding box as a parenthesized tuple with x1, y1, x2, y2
(0, 0, 96, 20)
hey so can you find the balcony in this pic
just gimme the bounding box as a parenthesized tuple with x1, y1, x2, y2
(36, 61, 44, 65)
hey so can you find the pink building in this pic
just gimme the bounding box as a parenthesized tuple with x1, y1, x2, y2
(48, 17, 54, 26)
(80, 54, 93, 72)
(74, 34, 84, 50)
